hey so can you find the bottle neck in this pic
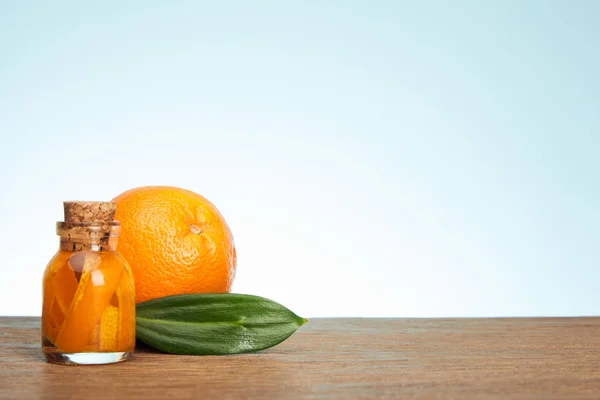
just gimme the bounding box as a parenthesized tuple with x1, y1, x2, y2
(56, 221, 121, 252)
(59, 236, 119, 252)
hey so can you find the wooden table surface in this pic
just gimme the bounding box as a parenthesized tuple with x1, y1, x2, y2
(1, 317, 599, 399)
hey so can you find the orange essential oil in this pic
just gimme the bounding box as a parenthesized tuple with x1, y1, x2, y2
(41, 201, 135, 365)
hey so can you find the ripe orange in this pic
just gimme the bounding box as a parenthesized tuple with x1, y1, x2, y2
(112, 186, 236, 304)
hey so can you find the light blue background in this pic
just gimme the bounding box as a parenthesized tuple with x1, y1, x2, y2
(1, 1, 598, 317)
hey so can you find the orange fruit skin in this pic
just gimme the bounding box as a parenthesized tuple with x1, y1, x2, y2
(112, 186, 236, 304)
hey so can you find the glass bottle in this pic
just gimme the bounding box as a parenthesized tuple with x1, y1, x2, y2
(42, 201, 135, 365)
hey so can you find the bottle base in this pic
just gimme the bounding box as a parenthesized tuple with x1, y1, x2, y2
(44, 351, 132, 365)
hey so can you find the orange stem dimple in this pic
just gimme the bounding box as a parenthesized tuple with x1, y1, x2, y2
(54, 255, 124, 353)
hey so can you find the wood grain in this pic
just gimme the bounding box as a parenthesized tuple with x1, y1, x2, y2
(1, 317, 599, 399)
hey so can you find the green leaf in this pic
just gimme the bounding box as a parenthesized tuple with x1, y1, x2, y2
(135, 293, 307, 355)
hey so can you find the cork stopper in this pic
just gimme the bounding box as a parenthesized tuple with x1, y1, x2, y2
(63, 201, 116, 222)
